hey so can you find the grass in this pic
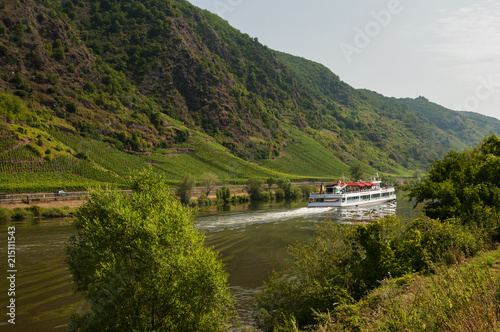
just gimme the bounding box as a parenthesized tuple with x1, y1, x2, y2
(0, 205, 76, 221)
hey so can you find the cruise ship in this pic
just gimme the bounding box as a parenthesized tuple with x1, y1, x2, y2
(308, 176, 396, 208)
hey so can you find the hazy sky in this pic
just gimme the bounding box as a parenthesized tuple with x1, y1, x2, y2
(186, 0, 500, 121)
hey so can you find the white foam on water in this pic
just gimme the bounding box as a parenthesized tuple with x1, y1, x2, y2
(196, 206, 333, 231)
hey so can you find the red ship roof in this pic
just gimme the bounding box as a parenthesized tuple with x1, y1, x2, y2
(331, 181, 375, 187)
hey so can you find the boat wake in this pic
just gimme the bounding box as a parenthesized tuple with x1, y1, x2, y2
(196, 206, 333, 232)
(195, 201, 397, 232)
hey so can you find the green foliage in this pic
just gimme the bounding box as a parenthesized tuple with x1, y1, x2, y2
(245, 178, 263, 201)
(200, 172, 218, 196)
(0, 90, 28, 120)
(65, 102, 77, 113)
(0, 41, 8, 56)
(326, 251, 500, 332)
(407, 135, 500, 238)
(266, 176, 275, 190)
(276, 178, 301, 201)
(175, 128, 190, 143)
(196, 192, 211, 206)
(11, 207, 34, 220)
(274, 188, 285, 201)
(42, 207, 70, 218)
(0, 207, 12, 222)
(176, 173, 195, 205)
(83, 82, 96, 93)
(349, 160, 364, 181)
(299, 184, 315, 197)
(51, 39, 65, 62)
(255, 216, 480, 331)
(29, 205, 42, 218)
(66, 170, 234, 331)
(216, 186, 231, 204)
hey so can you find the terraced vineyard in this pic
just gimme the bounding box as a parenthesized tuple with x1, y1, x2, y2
(0, 123, 315, 193)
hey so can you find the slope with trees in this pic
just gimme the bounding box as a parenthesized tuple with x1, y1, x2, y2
(1, 0, 500, 192)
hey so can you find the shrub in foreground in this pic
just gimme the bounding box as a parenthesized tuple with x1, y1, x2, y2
(255, 216, 480, 331)
(321, 252, 500, 331)
(0, 207, 11, 222)
(66, 170, 234, 331)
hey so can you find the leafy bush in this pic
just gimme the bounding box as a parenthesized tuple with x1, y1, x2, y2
(0, 41, 8, 56)
(274, 188, 285, 201)
(216, 186, 231, 204)
(42, 207, 66, 218)
(255, 216, 480, 331)
(276, 178, 301, 200)
(407, 135, 500, 234)
(11, 207, 33, 220)
(246, 178, 264, 201)
(29, 205, 42, 218)
(299, 184, 315, 197)
(176, 173, 195, 205)
(196, 193, 210, 206)
(66, 170, 234, 331)
(0, 207, 12, 222)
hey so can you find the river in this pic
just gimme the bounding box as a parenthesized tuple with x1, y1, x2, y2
(0, 194, 419, 330)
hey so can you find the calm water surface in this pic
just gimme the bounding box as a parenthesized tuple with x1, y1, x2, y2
(0, 194, 419, 330)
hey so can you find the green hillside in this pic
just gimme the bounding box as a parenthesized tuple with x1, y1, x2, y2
(1, 0, 500, 192)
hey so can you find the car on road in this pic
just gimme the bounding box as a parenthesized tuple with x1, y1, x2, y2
(54, 190, 69, 196)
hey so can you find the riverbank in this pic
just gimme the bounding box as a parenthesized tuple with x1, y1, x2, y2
(0, 181, 321, 210)
(0, 185, 249, 210)
(315, 246, 500, 331)
(0, 197, 86, 209)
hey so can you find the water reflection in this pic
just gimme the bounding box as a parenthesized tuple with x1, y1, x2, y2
(334, 201, 398, 223)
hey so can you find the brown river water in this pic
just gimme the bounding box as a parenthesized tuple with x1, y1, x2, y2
(0, 195, 418, 331)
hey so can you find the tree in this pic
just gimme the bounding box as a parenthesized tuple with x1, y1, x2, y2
(200, 172, 218, 196)
(266, 177, 275, 191)
(176, 173, 195, 205)
(407, 135, 500, 236)
(349, 160, 364, 181)
(66, 171, 234, 331)
(246, 178, 263, 201)
(216, 186, 231, 204)
(276, 178, 301, 200)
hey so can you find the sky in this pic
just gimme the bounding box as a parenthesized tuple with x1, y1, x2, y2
(186, 0, 500, 121)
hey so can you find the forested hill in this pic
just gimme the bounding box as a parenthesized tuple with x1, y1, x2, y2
(0, 0, 499, 192)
